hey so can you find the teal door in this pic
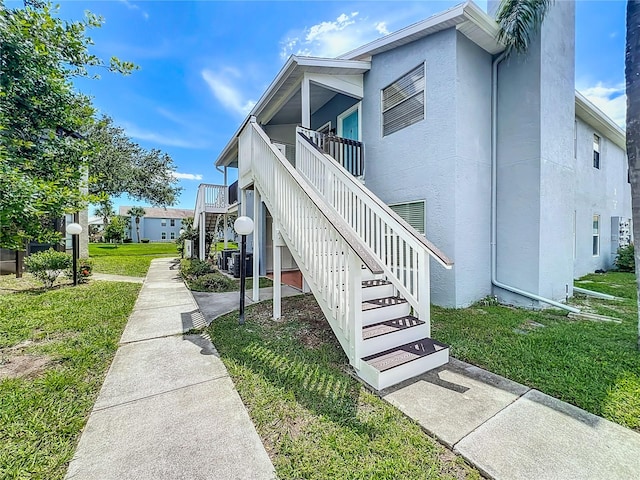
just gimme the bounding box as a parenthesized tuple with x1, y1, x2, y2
(340, 108, 359, 140)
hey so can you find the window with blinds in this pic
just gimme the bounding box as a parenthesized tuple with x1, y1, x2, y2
(382, 64, 425, 136)
(389, 201, 425, 234)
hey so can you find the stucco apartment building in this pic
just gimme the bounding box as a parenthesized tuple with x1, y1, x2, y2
(119, 207, 193, 243)
(209, 0, 630, 310)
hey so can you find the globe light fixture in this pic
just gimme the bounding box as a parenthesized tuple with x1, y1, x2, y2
(234, 216, 254, 325)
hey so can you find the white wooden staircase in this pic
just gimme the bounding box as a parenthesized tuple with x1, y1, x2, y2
(238, 118, 453, 390)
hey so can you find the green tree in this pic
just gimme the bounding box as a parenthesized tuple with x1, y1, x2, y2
(0, 1, 135, 250)
(103, 215, 129, 244)
(626, 0, 640, 349)
(86, 115, 181, 207)
(495, 0, 552, 57)
(127, 206, 146, 243)
(94, 198, 115, 228)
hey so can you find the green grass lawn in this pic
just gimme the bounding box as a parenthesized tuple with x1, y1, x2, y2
(0, 280, 140, 479)
(89, 242, 178, 277)
(432, 271, 640, 432)
(208, 295, 480, 480)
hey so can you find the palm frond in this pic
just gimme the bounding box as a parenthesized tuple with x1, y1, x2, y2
(496, 0, 553, 56)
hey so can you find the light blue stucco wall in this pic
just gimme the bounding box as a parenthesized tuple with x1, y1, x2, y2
(361, 28, 458, 306)
(573, 118, 631, 276)
(128, 217, 185, 242)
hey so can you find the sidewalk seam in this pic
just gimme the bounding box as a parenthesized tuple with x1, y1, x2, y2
(451, 386, 532, 451)
(92, 375, 230, 413)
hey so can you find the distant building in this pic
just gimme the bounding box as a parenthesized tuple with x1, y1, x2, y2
(119, 206, 194, 242)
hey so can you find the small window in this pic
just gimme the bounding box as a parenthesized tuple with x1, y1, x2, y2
(161, 218, 167, 226)
(170, 232, 175, 240)
(593, 134, 600, 169)
(170, 219, 176, 227)
(161, 232, 167, 240)
(389, 201, 425, 234)
(592, 215, 600, 256)
(382, 64, 425, 136)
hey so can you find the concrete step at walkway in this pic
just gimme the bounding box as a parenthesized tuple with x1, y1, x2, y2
(65, 257, 275, 480)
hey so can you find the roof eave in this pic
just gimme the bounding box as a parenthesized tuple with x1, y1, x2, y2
(575, 91, 626, 150)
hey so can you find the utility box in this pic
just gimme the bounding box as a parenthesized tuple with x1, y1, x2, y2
(232, 252, 253, 278)
(611, 216, 632, 260)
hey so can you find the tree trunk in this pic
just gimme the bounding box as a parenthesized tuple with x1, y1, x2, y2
(136, 218, 141, 243)
(626, 0, 640, 350)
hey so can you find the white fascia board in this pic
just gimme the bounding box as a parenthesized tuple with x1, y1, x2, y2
(575, 90, 626, 150)
(339, 1, 502, 60)
(339, 2, 467, 60)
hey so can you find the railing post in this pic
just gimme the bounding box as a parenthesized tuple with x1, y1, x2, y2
(272, 224, 283, 320)
(348, 251, 363, 367)
(253, 188, 261, 302)
(417, 250, 430, 336)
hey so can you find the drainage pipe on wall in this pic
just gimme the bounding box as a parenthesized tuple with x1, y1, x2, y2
(490, 52, 580, 313)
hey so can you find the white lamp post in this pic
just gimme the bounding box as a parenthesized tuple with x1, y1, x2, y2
(66, 222, 82, 286)
(234, 216, 254, 325)
(179, 229, 185, 258)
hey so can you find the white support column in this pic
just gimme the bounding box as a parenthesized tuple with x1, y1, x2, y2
(223, 213, 228, 249)
(272, 223, 283, 320)
(252, 188, 261, 301)
(199, 211, 206, 260)
(348, 251, 363, 367)
(240, 188, 247, 216)
(301, 73, 311, 129)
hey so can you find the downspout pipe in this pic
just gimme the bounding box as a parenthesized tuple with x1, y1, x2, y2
(491, 52, 580, 313)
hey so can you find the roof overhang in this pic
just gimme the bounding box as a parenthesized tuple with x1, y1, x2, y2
(575, 91, 626, 150)
(215, 56, 371, 167)
(339, 1, 504, 61)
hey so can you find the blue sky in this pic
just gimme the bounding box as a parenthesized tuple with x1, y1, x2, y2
(20, 0, 628, 214)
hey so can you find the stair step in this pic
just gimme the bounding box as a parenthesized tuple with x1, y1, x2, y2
(362, 316, 424, 340)
(362, 338, 448, 372)
(362, 279, 392, 288)
(362, 296, 407, 311)
(361, 297, 411, 326)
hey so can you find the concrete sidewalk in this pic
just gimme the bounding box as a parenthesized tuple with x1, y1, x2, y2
(65, 258, 275, 480)
(383, 358, 640, 480)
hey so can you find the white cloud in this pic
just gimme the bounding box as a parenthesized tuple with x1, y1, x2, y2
(118, 0, 149, 20)
(280, 12, 390, 59)
(578, 82, 626, 128)
(375, 22, 389, 35)
(172, 172, 203, 181)
(201, 69, 256, 117)
(123, 123, 209, 149)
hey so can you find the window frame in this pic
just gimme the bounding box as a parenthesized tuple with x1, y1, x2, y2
(161, 218, 167, 226)
(593, 134, 601, 169)
(388, 200, 426, 235)
(161, 231, 167, 240)
(381, 63, 426, 137)
(592, 214, 600, 257)
(170, 219, 176, 227)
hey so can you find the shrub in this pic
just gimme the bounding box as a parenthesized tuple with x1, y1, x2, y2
(180, 258, 214, 279)
(123, 238, 133, 243)
(141, 238, 150, 243)
(615, 244, 635, 272)
(66, 258, 94, 284)
(189, 272, 237, 292)
(24, 249, 72, 288)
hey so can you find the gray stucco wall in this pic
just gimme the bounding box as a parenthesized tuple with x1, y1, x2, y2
(454, 32, 493, 306)
(573, 118, 631, 277)
(494, 1, 575, 306)
(361, 28, 458, 306)
(311, 94, 358, 132)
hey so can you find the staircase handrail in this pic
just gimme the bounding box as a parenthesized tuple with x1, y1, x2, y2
(244, 119, 384, 365)
(249, 122, 383, 275)
(296, 128, 453, 317)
